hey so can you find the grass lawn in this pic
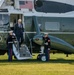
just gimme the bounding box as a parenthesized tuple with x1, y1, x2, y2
(0, 53, 74, 75)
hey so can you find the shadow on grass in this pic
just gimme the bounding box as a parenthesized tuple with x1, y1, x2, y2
(0, 58, 74, 65)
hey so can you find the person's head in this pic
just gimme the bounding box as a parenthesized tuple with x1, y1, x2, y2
(44, 33, 48, 38)
(9, 30, 13, 35)
(18, 19, 22, 24)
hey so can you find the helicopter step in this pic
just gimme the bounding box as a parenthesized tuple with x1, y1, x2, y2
(19, 45, 32, 57)
(13, 41, 32, 60)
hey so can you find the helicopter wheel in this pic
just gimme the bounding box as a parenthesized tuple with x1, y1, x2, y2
(37, 54, 46, 61)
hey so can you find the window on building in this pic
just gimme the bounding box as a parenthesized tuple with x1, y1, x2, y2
(19, 1, 25, 5)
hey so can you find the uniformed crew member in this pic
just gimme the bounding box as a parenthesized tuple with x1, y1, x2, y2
(43, 33, 51, 61)
(6, 30, 15, 61)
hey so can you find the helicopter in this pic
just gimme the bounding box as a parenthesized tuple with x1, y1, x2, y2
(0, 0, 74, 61)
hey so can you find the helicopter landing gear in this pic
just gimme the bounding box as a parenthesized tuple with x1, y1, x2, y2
(37, 54, 46, 61)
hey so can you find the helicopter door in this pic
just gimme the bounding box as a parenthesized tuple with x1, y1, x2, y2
(10, 14, 23, 30)
(10, 14, 25, 43)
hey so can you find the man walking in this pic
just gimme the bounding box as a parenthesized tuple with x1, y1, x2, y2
(14, 19, 24, 46)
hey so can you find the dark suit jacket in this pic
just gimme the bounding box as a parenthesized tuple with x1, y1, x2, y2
(14, 23, 24, 36)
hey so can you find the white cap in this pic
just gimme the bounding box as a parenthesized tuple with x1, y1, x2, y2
(44, 33, 48, 35)
(9, 30, 13, 33)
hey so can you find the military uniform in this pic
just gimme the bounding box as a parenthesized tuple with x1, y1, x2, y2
(43, 36, 51, 61)
(6, 34, 15, 61)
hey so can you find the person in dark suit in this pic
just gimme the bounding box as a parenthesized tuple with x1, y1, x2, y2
(14, 19, 24, 46)
(43, 33, 51, 61)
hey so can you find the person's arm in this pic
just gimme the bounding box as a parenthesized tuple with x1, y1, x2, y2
(6, 36, 9, 45)
(6, 38, 8, 45)
(22, 24, 24, 32)
(13, 24, 17, 33)
(48, 38, 51, 48)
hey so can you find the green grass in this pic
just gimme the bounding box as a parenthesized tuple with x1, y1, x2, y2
(0, 53, 74, 75)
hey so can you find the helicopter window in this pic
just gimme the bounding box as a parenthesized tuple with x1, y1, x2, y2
(0, 15, 3, 26)
(0, 14, 9, 31)
(2, 14, 9, 25)
(34, 0, 74, 13)
(24, 17, 33, 31)
(45, 22, 60, 31)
